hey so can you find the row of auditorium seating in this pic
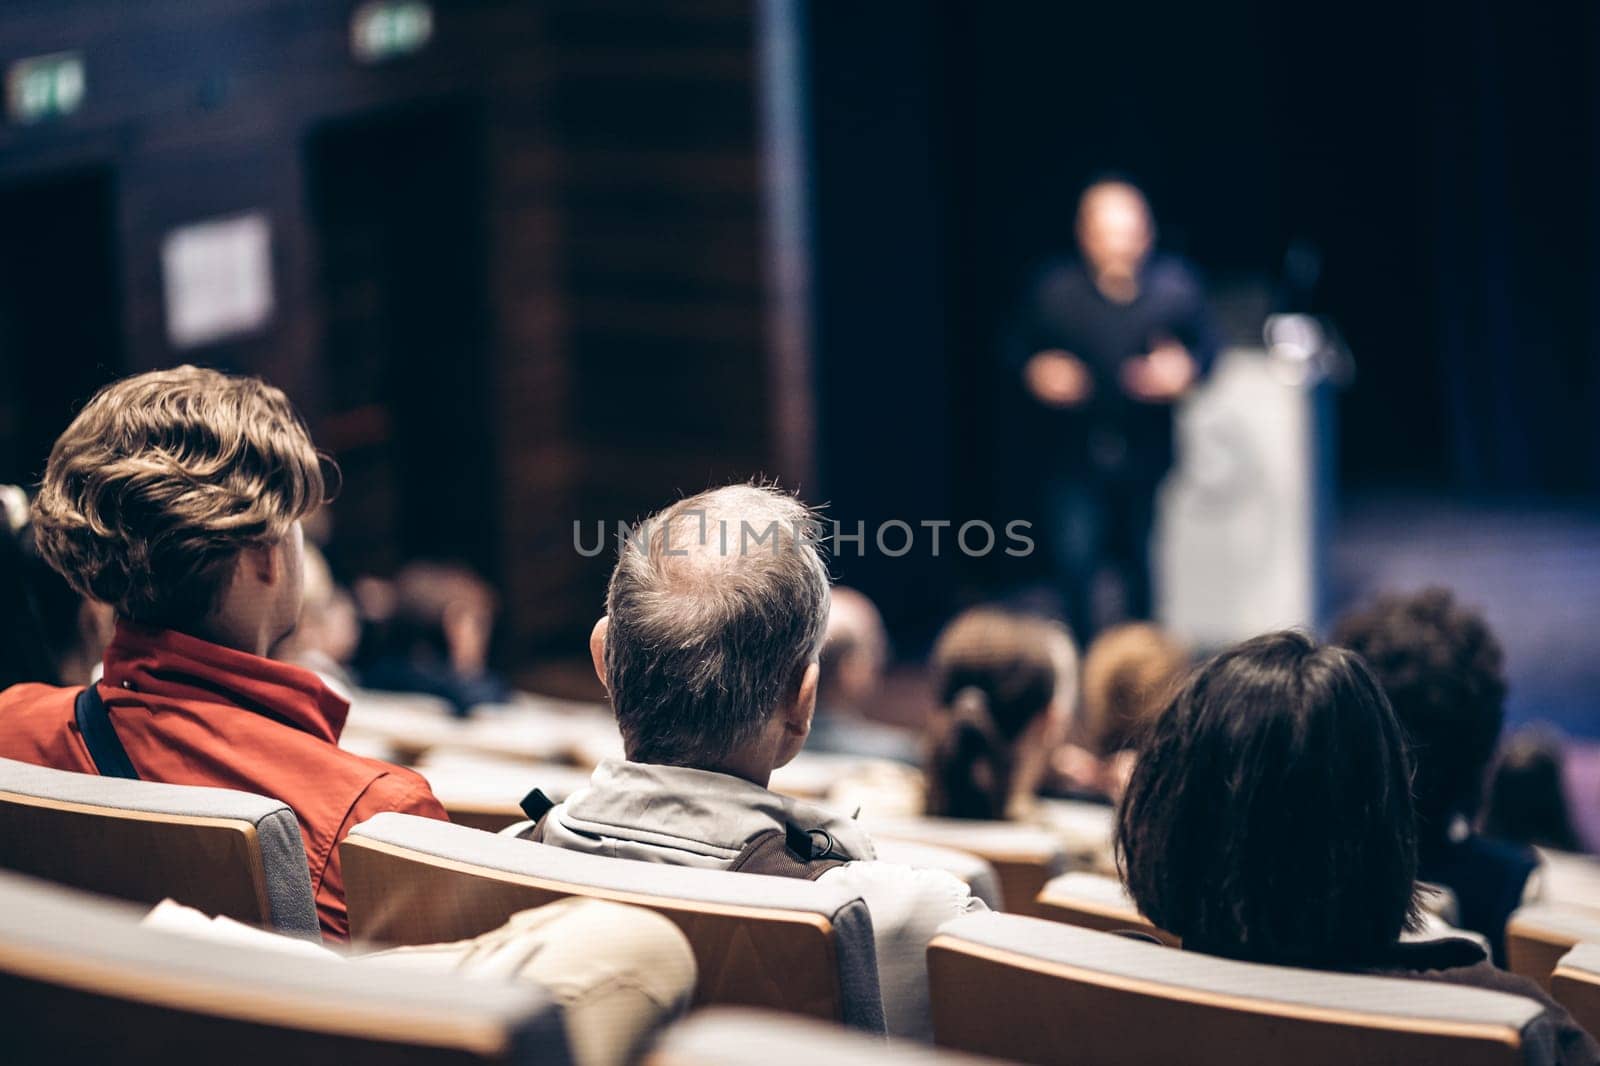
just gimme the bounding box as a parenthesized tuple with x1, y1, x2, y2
(8, 751, 1600, 1063)
(0, 865, 976, 1066)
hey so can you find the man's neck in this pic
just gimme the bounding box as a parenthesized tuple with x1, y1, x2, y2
(176, 617, 273, 659)
(634, 754, 773, 790)
(1091, 268, 1140, 304)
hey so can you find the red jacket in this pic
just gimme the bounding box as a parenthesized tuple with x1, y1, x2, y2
(0, 623, 448, 940)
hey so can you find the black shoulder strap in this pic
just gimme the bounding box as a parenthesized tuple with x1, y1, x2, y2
(517, 788, 556, 842)
(74, 684, 140, 780)
(728, 824, 848, 881)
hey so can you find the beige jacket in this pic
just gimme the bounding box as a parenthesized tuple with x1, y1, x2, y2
(538, 758, 987, 1040)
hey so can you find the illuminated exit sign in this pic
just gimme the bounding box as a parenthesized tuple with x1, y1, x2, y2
(351, 1, 434, 64)
(6, 51, 85, 125)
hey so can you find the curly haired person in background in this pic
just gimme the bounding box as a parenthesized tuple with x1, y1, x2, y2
(1334, 587, 1534, 964)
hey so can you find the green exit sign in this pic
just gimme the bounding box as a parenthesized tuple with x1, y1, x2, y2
(351, 1, 434, 64)
(6, 51, 85, 125)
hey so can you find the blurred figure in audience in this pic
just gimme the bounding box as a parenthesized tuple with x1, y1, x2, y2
(1118, 631, 1598, 1065)
(1334, 588, 1534, 963)
(1485, 725, 1583, 854)
(520, 483, 985, 1041)
(273, 538, 361, 696)
(805, 585, 921, 764)
(1052, 622, 1188, 805)
(924, 608, 1077, 821)
(0, 366, 448, 940)
(0, 485, 112, 687)
(357, 560, 512, 714)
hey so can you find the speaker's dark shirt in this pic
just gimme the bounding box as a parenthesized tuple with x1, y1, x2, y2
(1009, 254, 1215, 483)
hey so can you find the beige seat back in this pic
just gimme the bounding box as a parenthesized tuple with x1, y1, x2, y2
(1534, 849, 1600, 915)
(866, 817, 1067, 916)
(413, 756, 593, 834)
(0, 755, 317, 936)
(0, 868, 569, 1065)
(343, 813, 885, 1031)
(928, 912, 1556, 1066)
(1551, 943, 1600, 1040)
(1508, 904, 1600, 990)
(1033, 871, 1178, 945)
(650, 1007, 1002, 1066)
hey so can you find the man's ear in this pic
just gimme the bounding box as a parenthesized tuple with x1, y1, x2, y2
(589, 616, 610, 693)
(243, 543, 280, 586)
(786, 660, 819, 736)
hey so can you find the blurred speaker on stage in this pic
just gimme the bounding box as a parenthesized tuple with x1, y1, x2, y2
(1007, 178, 1217, 639)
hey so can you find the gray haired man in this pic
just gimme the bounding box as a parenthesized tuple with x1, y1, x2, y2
(523, 484, 984, 1040)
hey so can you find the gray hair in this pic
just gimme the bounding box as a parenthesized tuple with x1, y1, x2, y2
(604, 483, 832, 766)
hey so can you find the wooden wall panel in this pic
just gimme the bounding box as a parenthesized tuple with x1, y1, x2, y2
(0, 0, 802, 666)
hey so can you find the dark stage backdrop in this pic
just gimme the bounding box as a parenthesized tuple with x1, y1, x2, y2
(809, 0, 1600, 641)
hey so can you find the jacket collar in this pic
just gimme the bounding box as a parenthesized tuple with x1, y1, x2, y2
(100, 622, 350, 744)
(560, 758, 879, 861)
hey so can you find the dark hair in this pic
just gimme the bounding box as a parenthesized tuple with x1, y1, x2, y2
(0, 517, 67, 687)
(1332, 588, 1507, 843)
(1483, 726, 1581, 853)
(1117, 630, 1421, 967)
(925, 608, 1069, 820)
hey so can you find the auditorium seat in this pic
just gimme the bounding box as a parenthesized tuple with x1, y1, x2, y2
(865, 817, 1068, 917)
(1032, 797, 1117, 868)
(1508, 904, 1600, 990)
(1551, 944, 1600, 1040)
(492, 815, 1005, 909)
(0, 868, 571, 1066)
(339, 691, 464, 763)
(1536, 849, 1600, 916)
(928, 912, 1560, 1066)
(413, 754, 594, 834)
(769, 751, 893, 799)
(1033, 871, 1177, 945)
(0, 755, 318, 937)
(342, 697, 622, 768)
(649, 1008, 1000, 1066)
(872, 838, 1005, 910)
(1032, 872, 1487, 956)
(341, 812, 885, 1032)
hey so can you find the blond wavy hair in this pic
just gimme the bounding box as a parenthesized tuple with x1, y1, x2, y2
(32, 366, 328, 627)
(1079, 623, 1188, 756)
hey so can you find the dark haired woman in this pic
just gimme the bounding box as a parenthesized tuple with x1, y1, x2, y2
(1117, 630, 1598, 1065)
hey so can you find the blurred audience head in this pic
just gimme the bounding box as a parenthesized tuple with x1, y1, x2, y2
(595, 483, 830, 780)
(818, 585, 888, 715)
(1080, 623, 1188, 755)
(0, 485, 111, 687)
(1076, 178, 1154, 287)
(1061, 623, 1189, 800)
(391, 561, 498, 676)
(1333, 587, 1507, 846)
(925, 607, 1078, 821)
(273, 538, 360, 672)
(1484, 725, 1581, 853)
(29, 366, 326, 657)
(351, 560, 507, 714)
(1119, 630, 1420, 967)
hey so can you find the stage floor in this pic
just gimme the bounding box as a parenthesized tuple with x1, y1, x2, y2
(1331, 494, 1600, 740)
